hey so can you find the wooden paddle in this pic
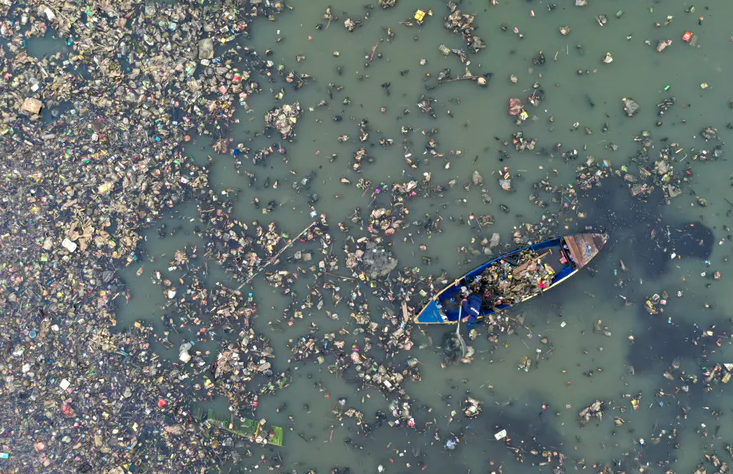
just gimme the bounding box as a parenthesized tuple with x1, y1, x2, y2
(512, 249, 552, 276)
(455, 305, 467, 359)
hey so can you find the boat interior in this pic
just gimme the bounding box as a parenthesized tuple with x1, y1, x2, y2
(415, 233, 607, 324)
(438, 237, 578, 321)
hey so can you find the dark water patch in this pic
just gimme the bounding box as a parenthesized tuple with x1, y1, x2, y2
(469, 399, 566, 464)
(666, 222, 715, 260)
(41, 100, 74, 125)
(628, 304, 732, 374)
(638, 428, 681, 468)
(626, 219, 714, 278)
(611, 453, 669, 474)
(580, 179, 714, 278)
(579, 178, 665, 278)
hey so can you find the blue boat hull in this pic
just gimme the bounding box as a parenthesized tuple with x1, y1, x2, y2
(414, 233, 607, 324)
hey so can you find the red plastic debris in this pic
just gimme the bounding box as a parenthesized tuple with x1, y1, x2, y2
(682, 31, 692, 43)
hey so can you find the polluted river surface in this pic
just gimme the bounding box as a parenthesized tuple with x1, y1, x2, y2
(3, 0, 733, 473)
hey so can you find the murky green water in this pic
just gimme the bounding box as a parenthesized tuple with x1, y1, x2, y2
(108, 0, 733, 472)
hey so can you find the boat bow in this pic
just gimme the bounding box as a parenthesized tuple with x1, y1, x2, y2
(564, 233, 608, 269)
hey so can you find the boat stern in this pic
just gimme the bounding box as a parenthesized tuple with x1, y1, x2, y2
(414, 299, 447, 324)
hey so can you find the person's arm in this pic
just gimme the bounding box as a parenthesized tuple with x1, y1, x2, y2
(461, 299, 471, 321)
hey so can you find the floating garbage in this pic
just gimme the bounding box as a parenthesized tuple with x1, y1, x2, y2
(179, 342, 193, 363)
(0, 0, 729, 472)
(20, 98, 43, 115)
(622, 97, 640, 117)
(508, 98, 523, 116)
(578, 400, 604, 426)
(265, 103, 302, 140)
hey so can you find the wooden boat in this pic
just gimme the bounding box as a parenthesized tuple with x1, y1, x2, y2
(414, 233, 608, 324)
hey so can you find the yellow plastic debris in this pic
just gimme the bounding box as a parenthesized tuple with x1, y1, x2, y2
(414, 10, 426, 22)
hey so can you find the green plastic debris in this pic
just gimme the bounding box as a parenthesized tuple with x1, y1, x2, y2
(197, 408, 284, 446)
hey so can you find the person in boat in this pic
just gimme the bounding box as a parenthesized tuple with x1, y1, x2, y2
(561, 241, 576, 267)
(461, 289, 482, 329)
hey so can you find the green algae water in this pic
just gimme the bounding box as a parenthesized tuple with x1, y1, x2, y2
(107, 0, 733, 472)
